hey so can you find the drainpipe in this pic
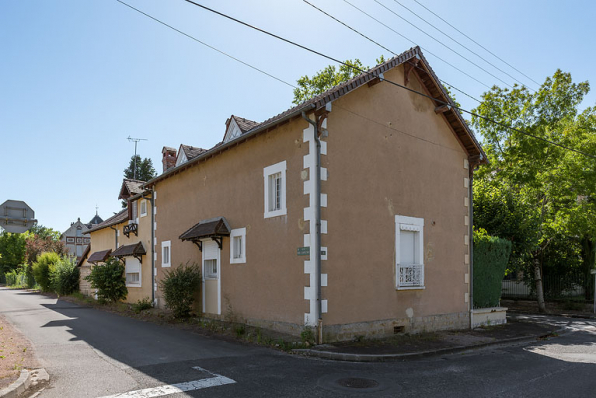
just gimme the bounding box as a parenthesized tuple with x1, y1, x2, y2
(109, 225, 118, 250)
(150, 189, 155, 305)
(469, 164, 476, 329)
(301, 111, 323, 344)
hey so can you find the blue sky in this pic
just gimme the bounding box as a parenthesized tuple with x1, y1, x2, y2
(1, 0, 594, 233)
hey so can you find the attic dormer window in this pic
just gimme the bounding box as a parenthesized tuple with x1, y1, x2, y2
(225, 124, 241, 142)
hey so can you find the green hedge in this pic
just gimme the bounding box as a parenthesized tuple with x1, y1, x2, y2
(473, 229, 512, 308)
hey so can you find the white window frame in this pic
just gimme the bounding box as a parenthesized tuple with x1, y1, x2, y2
(125, 257, 142, 287)
(230, 227, 246, 264)
(140, 199, 147, 217)
(395, 215, 425, 290)
(161, 240, 171, 267)
(263, 161, 287, 218)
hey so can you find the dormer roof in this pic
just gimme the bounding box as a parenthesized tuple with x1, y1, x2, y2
(118, 179, 144, 200)
(223, 115, 259, 143)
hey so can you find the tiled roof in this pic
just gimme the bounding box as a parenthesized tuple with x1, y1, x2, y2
(181, 145, 208, 161)
(179, 217, 231, 241)
(88, 214, 103, 226)
(122, 179, 144, 196)
(232, 115, 259, 133)
(146, 46, 485, 187)
(112, 242, 146, 258)
(87, 249, 112, 264)
(86, 209, 128, 234)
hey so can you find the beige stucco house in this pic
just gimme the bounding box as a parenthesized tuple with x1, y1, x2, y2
(78, 179, 153, 303)
(135, 47, 487, 341)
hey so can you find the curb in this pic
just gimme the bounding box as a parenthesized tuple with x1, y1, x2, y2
(0, 370, 30, 398)
(0, 369, 49, 398)
(292, 328, 564, 362)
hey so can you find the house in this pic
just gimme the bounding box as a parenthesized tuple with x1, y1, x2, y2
(61, 213, 103, 260)
(78, 179, 153, 302)
(137, 46, 486, 341)
(84, 46, 486, 342)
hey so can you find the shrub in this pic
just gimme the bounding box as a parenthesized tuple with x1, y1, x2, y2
(159, 263, 202, 318)
(473, 228, 512, 308)
(32, 252, 61, 291)
(132, 297, 153, 313)
(300, 327, 315, 344)
(51, 256, 79, 296)
(85, 257, 127, 303)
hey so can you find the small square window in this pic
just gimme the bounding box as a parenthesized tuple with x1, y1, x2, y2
(230, 228, 246, 264)
(395, 215, 425, 290)
(140, 200, 147, 217)
(161, 241, 171, 267)
(264, 161, 287, 218)
(204, 259, 218, 279)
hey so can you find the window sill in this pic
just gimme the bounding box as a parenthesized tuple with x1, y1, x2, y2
(126, 284, 142, 288)
(397, 286, 425, 291)
(162, 264, 171, 268)
(230, 258, 246, 264)
(264, 209, 287, 219)
(204, 276, 219, 281)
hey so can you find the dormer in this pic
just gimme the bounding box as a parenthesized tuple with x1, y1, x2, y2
(176, 144, 207, 166)
(223, 115, 259, 144)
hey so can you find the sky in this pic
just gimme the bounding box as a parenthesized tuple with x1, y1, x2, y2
(1, 0, 595, 233)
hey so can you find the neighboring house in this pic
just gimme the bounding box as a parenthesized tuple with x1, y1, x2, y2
(78, 179, 153, 302)
(61, 213, 103, 260)
(84, 46, 486, 342)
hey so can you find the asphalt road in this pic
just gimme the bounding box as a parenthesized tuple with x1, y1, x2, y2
(1, 287, 596, 398)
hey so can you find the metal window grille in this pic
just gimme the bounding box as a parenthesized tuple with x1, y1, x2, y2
(399, 263, 424, 287)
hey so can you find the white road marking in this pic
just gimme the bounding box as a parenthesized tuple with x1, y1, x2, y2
(98, 366, 236, 398)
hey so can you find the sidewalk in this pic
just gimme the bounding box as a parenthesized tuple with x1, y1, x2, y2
(293, 317, 561, 362)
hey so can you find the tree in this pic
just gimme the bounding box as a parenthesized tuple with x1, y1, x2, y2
(0, 232, 27, 275)
(124, 155, 156, 182)
(85, 257, 127, 303)
(292, 56, 386, 105)
(471, 70, 596, 312)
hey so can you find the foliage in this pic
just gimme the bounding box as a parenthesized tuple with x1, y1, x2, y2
(50, 256, 79, 296)
(25, 233, 67, 266)
(473, 229, 512, 308)
(4, 269, 27, 288)
(132, 297, 153, 313)
(300, 327, 315, 344)
(28, 225, 62, 241)
(472, 70, 596, 310)
(159, 263, 202, 318)
(32, 252, 61, 292)
(85, 257, 127, 303)
(0, 232, 27, 275)
(292, 56, 387, 105)
(124, 155, 156, 182)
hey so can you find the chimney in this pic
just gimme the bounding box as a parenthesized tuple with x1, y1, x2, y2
(162, 147, 177, 173)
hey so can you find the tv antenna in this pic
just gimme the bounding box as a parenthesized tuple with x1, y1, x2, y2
(127, 136, 148, 180)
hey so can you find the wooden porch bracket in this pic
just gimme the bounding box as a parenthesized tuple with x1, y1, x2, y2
(434, 104, 452, 114)
(404, 59, 420, 86)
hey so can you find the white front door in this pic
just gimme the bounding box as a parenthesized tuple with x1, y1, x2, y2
(202, 240, 221, 315)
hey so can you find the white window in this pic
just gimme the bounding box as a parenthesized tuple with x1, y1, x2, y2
(125, 257, 141, 287)
(140, 200, 147, 217)
(395, 215, 425, 289)
(204, 259, 218, 279)
(161, 241, 171, 267)
(263, 161, 287, 218)
(230, 228, 246, 264)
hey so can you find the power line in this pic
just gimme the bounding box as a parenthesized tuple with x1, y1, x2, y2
(391, 0, 537, 90)
(114, 0, 475, 156)
(115, 0, 296, 89)
(412, 0, 542, 87)
(341, 0, 492, 90)
(374, 0, 517, 90)
(179, 0, 596, 160)
(303, 0, 481, 104)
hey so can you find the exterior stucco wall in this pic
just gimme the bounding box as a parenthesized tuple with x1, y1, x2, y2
(83, 203, 153, 303)
(321, 64, 470, 330)
(154, 117, 309, 326)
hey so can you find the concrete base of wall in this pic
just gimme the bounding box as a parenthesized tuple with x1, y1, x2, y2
(199, 312, 471, 343)
(323, 312, 470, 342)
(471, 307, 508, 328)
